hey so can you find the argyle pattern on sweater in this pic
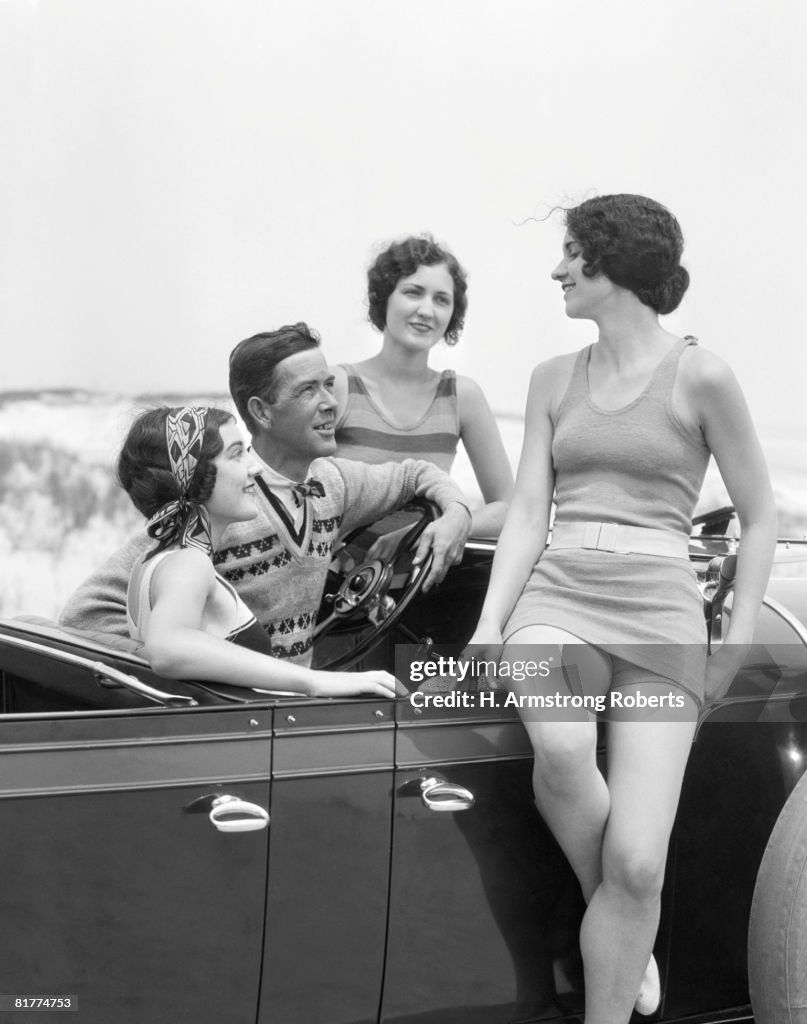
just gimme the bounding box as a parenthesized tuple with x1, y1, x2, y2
(212, 511, 343, 662)
(60, 455, 465, 669)
(212, 456, 463, 664)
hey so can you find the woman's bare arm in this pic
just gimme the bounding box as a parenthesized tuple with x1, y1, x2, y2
(457, 375, 514, 537)
(686, 349, 777, 698)
(143, 549, 402, 698)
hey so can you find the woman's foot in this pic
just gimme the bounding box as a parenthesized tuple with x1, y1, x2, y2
(634, 954, 660, 1015)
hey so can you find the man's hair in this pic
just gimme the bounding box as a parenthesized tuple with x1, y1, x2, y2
(367, 234, 468, 345)
(229, 322, 321, 433)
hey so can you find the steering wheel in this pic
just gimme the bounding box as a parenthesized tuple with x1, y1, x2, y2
(312, 499, 439, 670)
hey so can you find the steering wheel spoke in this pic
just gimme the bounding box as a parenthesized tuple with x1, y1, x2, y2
(313, 500, 438, 670)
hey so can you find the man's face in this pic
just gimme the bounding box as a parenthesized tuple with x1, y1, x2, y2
(262, 350, 338, 469)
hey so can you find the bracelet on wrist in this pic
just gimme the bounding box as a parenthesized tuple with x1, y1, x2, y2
(446, 500, 472, 522)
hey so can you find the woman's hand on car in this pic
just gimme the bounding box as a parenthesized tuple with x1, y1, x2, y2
(704, 642, 750, 703)
(309, 670, 406, 699)
(461, 620, 504, 688)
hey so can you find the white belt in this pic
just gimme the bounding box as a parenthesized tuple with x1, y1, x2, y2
(550, 521, 689, 558)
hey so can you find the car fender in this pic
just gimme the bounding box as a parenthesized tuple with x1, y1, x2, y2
(748, 764, 807, 1023)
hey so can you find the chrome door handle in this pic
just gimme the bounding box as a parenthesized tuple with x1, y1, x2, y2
(420, 776, 475, 812)
(208, 794, 270, 833)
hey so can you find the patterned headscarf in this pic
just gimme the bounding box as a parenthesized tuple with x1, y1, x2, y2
(145, 407, 213, 557)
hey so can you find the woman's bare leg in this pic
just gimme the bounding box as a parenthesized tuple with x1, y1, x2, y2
(580, 714, 697, 1023)
(505, 628, 689, 1021)
(506, 626, 611, 901)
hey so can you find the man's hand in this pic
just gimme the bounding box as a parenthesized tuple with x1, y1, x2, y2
(412, 502, 472, 591)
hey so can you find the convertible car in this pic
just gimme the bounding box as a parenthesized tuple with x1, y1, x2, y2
(1, 506, 806, 1024)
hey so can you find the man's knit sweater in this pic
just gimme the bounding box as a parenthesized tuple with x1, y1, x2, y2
(59, 457, 465, 666)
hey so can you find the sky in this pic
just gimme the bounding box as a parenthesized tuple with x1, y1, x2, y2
(1, 0, 806, 437)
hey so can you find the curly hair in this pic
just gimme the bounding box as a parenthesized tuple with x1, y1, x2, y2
(565, 194, 689, 314)
(117, 406, 234, 520)
(367, 235, 468, 345)
(229, 322, 321, 434)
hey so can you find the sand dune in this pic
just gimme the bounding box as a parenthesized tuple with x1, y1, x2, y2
(1, 392, 805, 619)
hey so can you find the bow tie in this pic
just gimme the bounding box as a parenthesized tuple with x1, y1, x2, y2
(290, 477, 326, 507)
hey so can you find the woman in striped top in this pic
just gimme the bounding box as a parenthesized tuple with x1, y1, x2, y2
(332, 235, 513, 538)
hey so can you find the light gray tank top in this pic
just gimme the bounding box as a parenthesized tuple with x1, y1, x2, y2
(551, 338, 710, 536)
(126, 549, 255, 642)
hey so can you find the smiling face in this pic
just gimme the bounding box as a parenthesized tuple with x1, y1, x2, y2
(203, 420, 259, 526)
(255, 349, 338, 478)
(551, 231, 615, 319)
(384, 263, 455, 351)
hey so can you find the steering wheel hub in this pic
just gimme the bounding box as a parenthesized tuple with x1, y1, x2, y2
(333, 560, 393, 615)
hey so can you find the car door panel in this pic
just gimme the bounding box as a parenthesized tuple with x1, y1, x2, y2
(259, 700, 395, 1024)
(665, 624, 807, 1020)
(382, 700, 585, 1024)
(0, 707, 271, 1024)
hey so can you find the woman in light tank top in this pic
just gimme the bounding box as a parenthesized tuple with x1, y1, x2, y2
(332, 235, 513, 538)
(468, 195, 776, 1023)
(118, 406, 401, 701)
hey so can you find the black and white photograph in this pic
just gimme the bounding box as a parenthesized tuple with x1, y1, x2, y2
(1, 2, 806, 1022)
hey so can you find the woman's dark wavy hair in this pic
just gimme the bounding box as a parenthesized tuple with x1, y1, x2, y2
(367, 235, 468, 345)
(117, 406, 234, 521)
(565, 194, 689, 314)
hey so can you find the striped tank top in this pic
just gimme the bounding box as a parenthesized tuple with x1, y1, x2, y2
(334, 364, 460, 471)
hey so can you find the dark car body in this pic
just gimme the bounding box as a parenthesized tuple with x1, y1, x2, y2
(1, 530, 806, 1024)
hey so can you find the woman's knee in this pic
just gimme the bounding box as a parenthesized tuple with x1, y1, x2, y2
(530, 724, 597, 792)
(602, 842, 668, 903)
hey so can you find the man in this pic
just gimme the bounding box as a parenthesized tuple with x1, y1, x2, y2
(60, 323, 471, 668)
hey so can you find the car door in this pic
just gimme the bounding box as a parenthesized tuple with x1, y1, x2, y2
(663, 595, 807, 1020)
(0, 638, 271, 1024)
(258, 697, 396, 1024)
(381, 691, 586, 1024)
